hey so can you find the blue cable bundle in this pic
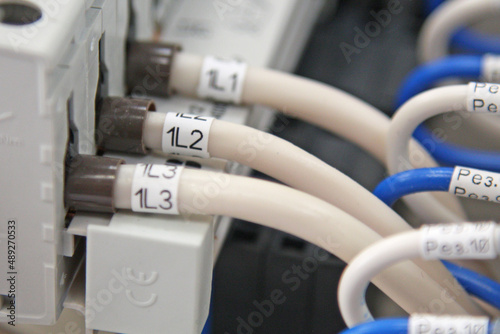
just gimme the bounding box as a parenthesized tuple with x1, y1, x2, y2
(395, 55, 500, 172)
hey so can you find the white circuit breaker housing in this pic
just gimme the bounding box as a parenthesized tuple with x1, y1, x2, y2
(85, 212, 213, 334)
(0, 0, 128, 325)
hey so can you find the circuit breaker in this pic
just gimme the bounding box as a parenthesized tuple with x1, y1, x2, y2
(0, 0, 127, 325)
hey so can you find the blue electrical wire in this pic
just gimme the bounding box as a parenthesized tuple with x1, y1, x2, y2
(412, 128, 500, 172)
(395, 55, 482, 108)
(373, 167, 453, 207)
(339, 318, 408, 334)
(452, 28, 500, 55)
(423, 0, 500, 54)
(395, 55, 500, 172)
(444, 261, 500, 310)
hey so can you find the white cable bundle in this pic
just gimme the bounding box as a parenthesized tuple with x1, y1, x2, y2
(136, 112, 482, 314)
(144, 112, 419, 237)
(167, 52, 466, 222)
(110, 163, 483, 318)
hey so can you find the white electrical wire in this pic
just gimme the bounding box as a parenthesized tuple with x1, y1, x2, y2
(417, 0, 500, 162)
(168, 52, 467, 222)
(142, 113, 493, 307)
(387, 85, 475, 223)
(340, 232, 420, 328)
(387, 83, 500, 280)
(144, 112, 495, 287)
(417, 0, 500, 63)
(169, 53, 411, 164)
(144, 112, 411, 237)
(112, 165, 483, 318)
(338, 223, 500, 328)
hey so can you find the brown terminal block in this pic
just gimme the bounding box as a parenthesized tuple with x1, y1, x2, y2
(97, 97, 156, 154)
(65, 155, 124, 213)
(126, 41, 182, 97)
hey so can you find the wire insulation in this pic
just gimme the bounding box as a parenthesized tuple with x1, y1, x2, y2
(339, 318, 408, 334)
(395, 55, 500, 171)
(338, 232, 421, 327)
(373, 168, 453, 207)
(452, 29, 500, 55)
(395, 55, 482, 109)
(144, 113, 417, 237)
(113, 166, 482, 320)
(143, 114, 478, 311)
(339, 225, 499, 327)
(444, 261, 500, 310)
(418, 0, 500, 62)
(422, 0, 500, 55)
(169, 52, 467, 222)
(388, 85, 470, 222)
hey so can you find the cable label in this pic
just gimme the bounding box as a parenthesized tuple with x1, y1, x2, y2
(409, 314, 489, 334)
(131, 163, 183, 215)
(482, 54, 500, 83)
(162, 112, 214, 158)
(198, 56, 248, 104)
(419, 222, 497, 260)
(449, 166, 500, 203)
(467, 82, 500, 113)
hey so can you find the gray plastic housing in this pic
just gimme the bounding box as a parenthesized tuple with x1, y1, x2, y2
(0, 0, 128, 325)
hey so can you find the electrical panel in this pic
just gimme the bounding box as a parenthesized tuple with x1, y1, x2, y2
(2, 1, 497, 334)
